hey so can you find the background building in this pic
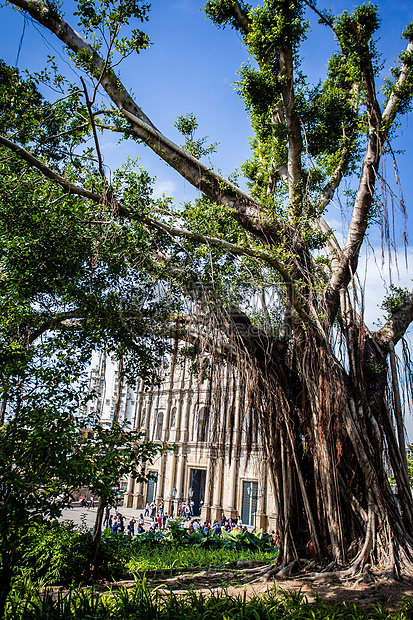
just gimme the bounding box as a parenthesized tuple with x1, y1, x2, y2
(84, 351, 278, 530)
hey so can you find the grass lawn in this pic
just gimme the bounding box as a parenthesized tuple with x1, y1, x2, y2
(127, 544, 276, 571)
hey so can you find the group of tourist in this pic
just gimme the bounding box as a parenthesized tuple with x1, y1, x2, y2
(131, 512, 247, 536)
(144, 499, 167, 518)
(83, 498, 284, 546)
(102, 498, 251, 537)
(103, 506, 142, 536)
(195, 514, 245, 535)
(101, 503, 284, 546)
(143, 498, 203, 520)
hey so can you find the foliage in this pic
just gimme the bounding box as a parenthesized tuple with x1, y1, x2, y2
(397, 443, 413, 489)
(0, 333, 161, 600)
(14, 520, 137, 585)
(380, 285, 410, 319)
(74, 0, 151, 56)
(5, 578, 413, 620)
(79, 424, 161, 508)
(136, 520, 272, 551)
(0, 338, 92, 555)
(1, 0, 413, 587)
(16, 521, 95, 586)
(174, 113, 218, 159)
(10, 519, 274, 588)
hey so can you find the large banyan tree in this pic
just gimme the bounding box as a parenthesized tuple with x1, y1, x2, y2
(2, 0, 413, 577)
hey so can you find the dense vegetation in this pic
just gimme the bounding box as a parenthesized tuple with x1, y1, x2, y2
(10, 520, 274, 588)
(1, 1, 413, 614)
(5, 580, 413, 620)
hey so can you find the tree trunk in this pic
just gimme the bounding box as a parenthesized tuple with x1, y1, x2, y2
(89, 356, 124, 578)
(234, 317, 413, 576)
(0, 553, 13, 619)
(89, 497, 105, 578)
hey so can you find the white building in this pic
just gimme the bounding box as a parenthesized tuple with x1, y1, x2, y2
(84, 353, 138, 429)
(85, 351, 278, 530)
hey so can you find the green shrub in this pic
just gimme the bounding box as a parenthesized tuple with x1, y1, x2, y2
(17, 520, 92, 585)
(132, 520, 273, 551)
(14, 521, 131, 586)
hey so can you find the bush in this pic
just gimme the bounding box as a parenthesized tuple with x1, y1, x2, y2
(17, 520, 92, 585)
(10, 519, 273, 588)
(135, 519, 273, 551)
(14, 521, 131, 586)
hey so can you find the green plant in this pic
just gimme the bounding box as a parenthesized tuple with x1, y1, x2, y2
(127, 541, 275, 572)
(12, 521, 135, 588)
(5, 578, 413, 620)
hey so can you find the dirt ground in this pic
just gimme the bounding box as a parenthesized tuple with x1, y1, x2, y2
(105, 565, 413, 612)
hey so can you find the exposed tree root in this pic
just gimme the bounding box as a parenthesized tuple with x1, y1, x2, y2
(262, 545, 413, 585)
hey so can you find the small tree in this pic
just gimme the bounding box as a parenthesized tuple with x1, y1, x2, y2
(0, 65, 171, 611)
(0, 337, 86, 613)
(80, 421, 161, 576)
(0, 337, 161, 613)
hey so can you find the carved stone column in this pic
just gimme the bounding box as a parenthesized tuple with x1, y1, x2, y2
(165, 450, 178, 516)
(133, 481, 144, 509)
(225, 455, 240, 520)
(201, 451, 213, 522)
(224, 384, 241, 519)
(124, 475, 135, 508)
(176, 446, 187, 505)
(254, 454, 268, 530)
(211, 456, 224, 522)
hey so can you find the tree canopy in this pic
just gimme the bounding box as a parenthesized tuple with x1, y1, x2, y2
(1, 0, 413, 584)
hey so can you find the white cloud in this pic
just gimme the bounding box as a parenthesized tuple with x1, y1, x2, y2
(357, 246, 412, 330)
(356, 247, 413, 440)
(152, 180, 178, 199)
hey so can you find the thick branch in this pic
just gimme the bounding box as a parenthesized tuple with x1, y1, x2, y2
(231, 0, 251, 34)
(326, 37, 413, 316)
(171, 322, 238, 361)
(375, 291, 413, 347)
(0, 135, 104, 204)
(382, 36, 413, 130)
(303, 0, 336, 34)
(312, 216, 342, 271)
(27, 311, 82, 344)
(279, 44, 303, 221)
(267, 101, 289, 187)
(312, 147, 353, 270)
(119, 109, 270, 238)
(142, 216, 301, 296)
(319, 148, 352, 213)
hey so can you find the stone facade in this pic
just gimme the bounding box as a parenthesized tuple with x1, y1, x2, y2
(85, 352, 278, 530)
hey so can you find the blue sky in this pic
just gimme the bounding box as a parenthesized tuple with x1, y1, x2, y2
(2, 0, 412, 200)
(1, 0, 413, 432)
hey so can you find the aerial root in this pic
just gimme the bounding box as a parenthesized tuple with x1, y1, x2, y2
(262, 549, 413, 585)
(264, 559, 339, 583)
